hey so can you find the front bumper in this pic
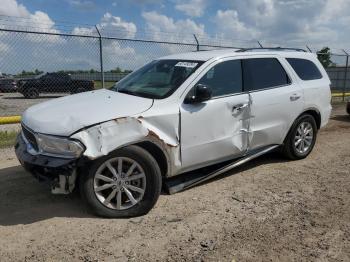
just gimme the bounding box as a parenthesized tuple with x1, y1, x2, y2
(15, 133, 80, 194)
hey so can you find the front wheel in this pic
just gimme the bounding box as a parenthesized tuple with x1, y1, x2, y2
(282, 114, 318, 160)
(80, 145, 162, 218)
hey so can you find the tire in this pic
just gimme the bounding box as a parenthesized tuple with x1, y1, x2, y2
(80, 145, 162, 218)
(282, 114, 318, 160)
(23, 87, 39, 99)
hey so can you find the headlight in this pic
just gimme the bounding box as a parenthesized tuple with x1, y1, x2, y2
(36, 133, 85, 159)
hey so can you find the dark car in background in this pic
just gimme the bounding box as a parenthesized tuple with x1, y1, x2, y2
(0, 78, 17, 93)
(17, 72, 95, 98)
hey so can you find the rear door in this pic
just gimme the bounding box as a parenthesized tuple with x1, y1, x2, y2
(180, 58, 250, 171)
(53, 73, 69, 92)
(41, 74, 53, 92)
(243, 56, 304, 149)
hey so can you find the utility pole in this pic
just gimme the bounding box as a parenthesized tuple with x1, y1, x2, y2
(193, 34, 199, 51)
(342, 49, 349, 102)
(95, 25, 105, 89)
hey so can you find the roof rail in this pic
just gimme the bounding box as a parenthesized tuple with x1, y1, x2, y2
(236, 47, 307, 53)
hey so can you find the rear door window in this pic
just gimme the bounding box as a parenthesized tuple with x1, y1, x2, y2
(242, 58, 290, 91)
(286, 58, 323, 80)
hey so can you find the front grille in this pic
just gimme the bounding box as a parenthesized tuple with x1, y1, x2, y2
(22, 125, 39, 151)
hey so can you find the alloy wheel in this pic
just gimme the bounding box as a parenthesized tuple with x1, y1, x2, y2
(294, 122, 314, 154)
(93, 157, 146, 210)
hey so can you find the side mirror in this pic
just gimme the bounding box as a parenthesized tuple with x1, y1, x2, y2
(184, 84, 212, 104)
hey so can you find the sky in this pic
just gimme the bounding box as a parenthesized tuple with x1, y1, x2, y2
(0, 0, 349, 74)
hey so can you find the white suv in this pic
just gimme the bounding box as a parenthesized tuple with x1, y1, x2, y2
(15, 48, 332, 218)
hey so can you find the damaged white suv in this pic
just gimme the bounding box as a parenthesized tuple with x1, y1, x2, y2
(16, 48, 332, 218)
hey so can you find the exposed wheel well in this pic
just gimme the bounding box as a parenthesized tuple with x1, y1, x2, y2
(135, 141, 168, 177)
(302, 109, 321, 129)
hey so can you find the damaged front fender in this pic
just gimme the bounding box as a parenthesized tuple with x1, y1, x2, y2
(71, 113, 181, 177)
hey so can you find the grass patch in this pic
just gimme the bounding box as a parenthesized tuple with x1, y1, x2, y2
(94, 81, 116, 89)
(0, 130, 18, 148)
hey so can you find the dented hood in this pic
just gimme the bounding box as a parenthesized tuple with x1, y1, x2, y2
(22, 89, 153, 136)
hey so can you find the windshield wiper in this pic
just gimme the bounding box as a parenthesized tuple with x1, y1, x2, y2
(118, 89, 159, 99)
(118, 89, 136, 96)
(142, 83, 168, 88)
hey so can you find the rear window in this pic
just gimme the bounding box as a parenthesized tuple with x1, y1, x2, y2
(286, 58, 322, 80)
(242, 58, 290, 91)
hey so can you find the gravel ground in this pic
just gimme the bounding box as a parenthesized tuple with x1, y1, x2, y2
(0, 123, 21, 132)
(0, 93, 65, 116)
(0, 104, 349, 262)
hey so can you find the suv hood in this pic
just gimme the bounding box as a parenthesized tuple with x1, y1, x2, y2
(22, 89, 153, 136)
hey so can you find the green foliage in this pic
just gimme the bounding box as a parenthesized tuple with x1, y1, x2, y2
(17, 69, 44, 77)
(0, 131, 18, 149)
(317, 47, 334, 68)
(110, 67, 122, 73)
(110, 67, 132, 74)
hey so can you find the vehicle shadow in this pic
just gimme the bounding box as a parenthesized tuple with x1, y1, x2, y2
(163, 151, 287, 194)
(199, 152, 288, 186)
(0, 165, 93, 226)
(0, 152, 285, 225)
(331, 114, 350, 123)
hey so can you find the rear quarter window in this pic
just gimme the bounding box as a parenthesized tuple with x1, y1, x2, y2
(286, 58, 323, 80)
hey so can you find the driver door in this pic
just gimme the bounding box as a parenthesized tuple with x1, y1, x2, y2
(180, 59, 250, 172)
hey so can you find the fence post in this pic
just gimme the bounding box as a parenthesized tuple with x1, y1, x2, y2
(343, 49, 349, 102)
(95, 25, 105, 89)
(193, 34, 199, 51)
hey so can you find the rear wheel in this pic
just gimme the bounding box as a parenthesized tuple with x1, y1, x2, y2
(23, 87, 39, 99)
(282, 114, 317, 160)
(80, 145, 162, 218)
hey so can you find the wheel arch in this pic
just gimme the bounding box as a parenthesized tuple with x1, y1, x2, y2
(133, 141, 169, 178)
(283, 107, 321, 145)
(76, 139, 170, 190)
(299, 107, 321, 129)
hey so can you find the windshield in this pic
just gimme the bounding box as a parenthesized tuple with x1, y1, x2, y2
(111, 59, 203, 99)
(35, 73, 46, 79)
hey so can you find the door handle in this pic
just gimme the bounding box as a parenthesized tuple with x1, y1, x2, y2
(232, 103, 248, 113)
(290, 94, 301, 101)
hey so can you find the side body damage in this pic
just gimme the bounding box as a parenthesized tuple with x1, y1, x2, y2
(71, 111, 181, 178)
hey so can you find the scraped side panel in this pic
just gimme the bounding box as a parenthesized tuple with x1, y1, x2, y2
(180, 94, 250, 172)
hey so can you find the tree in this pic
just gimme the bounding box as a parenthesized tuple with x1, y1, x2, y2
(111, 67, 122, 73)
(317, 47, 334, 68)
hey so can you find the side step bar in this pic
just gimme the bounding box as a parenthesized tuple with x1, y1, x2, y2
(165, 145, 279, 194)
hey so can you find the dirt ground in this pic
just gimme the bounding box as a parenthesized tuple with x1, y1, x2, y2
(0, 93, 65, 116)
(0, 104, 349, 262)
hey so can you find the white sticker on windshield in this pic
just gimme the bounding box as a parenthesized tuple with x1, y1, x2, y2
(175, 62, 198, 68)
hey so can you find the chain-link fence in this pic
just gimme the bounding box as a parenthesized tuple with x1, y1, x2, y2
(0, 26, 349, 117)
(323, 52, 350, 102)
